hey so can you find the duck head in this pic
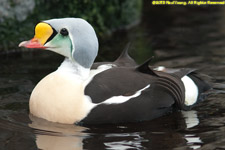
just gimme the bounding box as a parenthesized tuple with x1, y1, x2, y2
(19, 18, 99, 68)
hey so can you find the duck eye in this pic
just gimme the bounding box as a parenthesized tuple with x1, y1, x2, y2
(60, 28, 68, 36)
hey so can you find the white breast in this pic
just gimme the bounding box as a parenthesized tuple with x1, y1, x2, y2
(29, 71, 95, 124)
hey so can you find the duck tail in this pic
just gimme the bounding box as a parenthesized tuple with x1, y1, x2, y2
(176, 70, 211, 110)
(154, 67, 211, 110)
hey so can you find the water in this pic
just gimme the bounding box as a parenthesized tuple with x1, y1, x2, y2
(1, 3, 225, 150)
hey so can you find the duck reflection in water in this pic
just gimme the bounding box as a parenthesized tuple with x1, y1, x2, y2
(29, 110, 202, 150)
(182, 110, 202, 149)
(29, 115, 88, 150)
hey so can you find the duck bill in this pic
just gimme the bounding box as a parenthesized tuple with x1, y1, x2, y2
(19, 38, 46, 49)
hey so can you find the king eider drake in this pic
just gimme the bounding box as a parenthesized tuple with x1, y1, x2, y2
(19, 18, 210, 125)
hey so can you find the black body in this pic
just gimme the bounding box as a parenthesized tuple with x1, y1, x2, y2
(80, 45, 211, 125)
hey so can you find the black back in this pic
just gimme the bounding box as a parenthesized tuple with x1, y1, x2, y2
(82, 66, 186, 124)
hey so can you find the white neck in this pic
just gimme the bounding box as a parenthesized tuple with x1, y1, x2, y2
(56, 58, 90, 80)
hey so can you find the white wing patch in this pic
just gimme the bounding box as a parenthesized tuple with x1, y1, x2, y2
(84, 64, 116, 87)
(153, 66, 166, 71)
(181, 76, 199, 106)
(100, 84, 150, 105)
